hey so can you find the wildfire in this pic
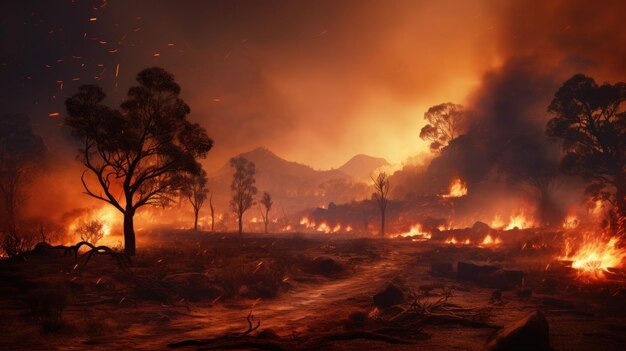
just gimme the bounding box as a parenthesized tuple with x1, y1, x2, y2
(445, 236, 470, 245)
(67, 205, 120, 244)
(480, 234, 503, 246)
(300, 217, 316, 229)
(391, 224, 431, 240)
(442, 178, 468, 198)
(560, 235, 626, 280)
(562, 214, 580, 229)
(487, 213, 536, 230)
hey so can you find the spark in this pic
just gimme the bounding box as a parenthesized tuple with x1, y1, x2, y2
(115, 64, 119, 77)
(48, 112, 60, 117)
(89, 17, 97, 22)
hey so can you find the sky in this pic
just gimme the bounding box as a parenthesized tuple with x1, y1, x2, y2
(1, 0, 625, 173)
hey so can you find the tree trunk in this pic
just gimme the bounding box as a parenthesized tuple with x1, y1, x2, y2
(380, 210, 385, 237)
(238, 211, 243, 235)
(209, 193, 215, 233)
(123, 210, 136, 256)
(264, 209, 269, 234)
(194, 208, 199, 232)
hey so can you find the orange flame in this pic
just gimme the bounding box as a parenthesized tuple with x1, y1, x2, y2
(560, 235, 626, 280)
(442, 178, 468, 198)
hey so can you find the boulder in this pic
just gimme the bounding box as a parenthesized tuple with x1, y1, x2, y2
(373, 284, 404, 309)
(484, 310, 551, 351)
(309, 256, 343, 276)
(472, 221, 492, 234)
(481, 269, 524, 290)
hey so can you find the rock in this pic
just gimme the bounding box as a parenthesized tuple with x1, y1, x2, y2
(431, 261, 454, 276)
(257, 328, 281, 340)
(457, 262, 500, 282)
(309, 256, 343, 276)
(482, 269, 524, 290)
(472, 221, 492, 234)
(373, 284, 404, 309)
(484, 310, 551, 351)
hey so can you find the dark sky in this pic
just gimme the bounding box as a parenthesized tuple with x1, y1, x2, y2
(1, 0, 625, 172)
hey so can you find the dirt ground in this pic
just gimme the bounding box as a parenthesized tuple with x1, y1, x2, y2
(1, 231, 625, 350)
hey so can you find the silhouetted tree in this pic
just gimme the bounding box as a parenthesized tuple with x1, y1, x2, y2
(0, 113, 45, 233)
(65, 67, 213, 255)
(546, 74, 625, 235)
(182, 166, 208, 231)
(496, 136, 561, 225)
(420, 103, 465, 152)
(371, 172, 390, 236)
(259, 192, 272, 234)
(209, 191, 215, 233)
(77, 219, 105, 245)
(229, 157, 257, 235)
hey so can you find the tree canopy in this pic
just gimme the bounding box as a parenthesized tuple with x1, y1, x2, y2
(420, 103, 465, 152)
(546, 74, 625, 234)
(65, 67, 213, 254)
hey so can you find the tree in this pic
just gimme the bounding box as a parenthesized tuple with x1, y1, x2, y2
(0, 113, 45, 232)
(546, 74, 625, 235)
(209, 191, 215, 233)
(419, 103, 465, 152)
(229, 157, 257, 235)
(259, 192, 273, 234)
(182, 166, 208, 231)
(65, 67, 213, 255)
(496, 136, 561, 225)
(371, 172, 390, 237)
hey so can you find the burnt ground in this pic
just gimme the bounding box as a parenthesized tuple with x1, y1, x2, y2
(1, 231, 625, 350)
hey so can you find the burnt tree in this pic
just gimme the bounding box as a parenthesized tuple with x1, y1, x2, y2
(372, 172, 390, 237)
(182, 166, 208, 231)
(229, 157, 257, 235)
(65, 67, 213, 255)
(546, 74, 625, 236)
(259, 191, 272, 234)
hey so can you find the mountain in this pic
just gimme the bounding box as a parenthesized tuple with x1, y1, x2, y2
(338, 154, 390, 180)
(209, 147, 365, 214)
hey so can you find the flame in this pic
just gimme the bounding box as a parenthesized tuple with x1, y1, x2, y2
(67, 205, 121, 244)
(445, 236, 471, 245)
(345, 225, 353, 232)
(490, 215, 505, 229)
(480, 234, 502, 246)
(562, 214, 579, 229)
(316, 222, 332, 233)
(300, 217, 316, 229)
(442, 178, 468, 198)
(391, 224, 431, 240)
(504, 214, 535, 230)
(560, 235, 626, 280)
(250, 217, 258, 223)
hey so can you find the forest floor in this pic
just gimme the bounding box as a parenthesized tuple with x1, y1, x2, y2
(1, 231, 625, 350)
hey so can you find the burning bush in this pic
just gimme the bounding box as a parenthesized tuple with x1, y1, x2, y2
(75, 219, 106, 245)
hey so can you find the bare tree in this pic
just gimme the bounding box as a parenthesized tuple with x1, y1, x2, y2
(419, 103, 465, 152)
(230, 157, 257, 235)
(259, 192, 273, 234)
(371, 172, 390, 237)
(209, 191, 215, 233)
(65, 68, 213, 255)
(182, 167, 208, 231)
